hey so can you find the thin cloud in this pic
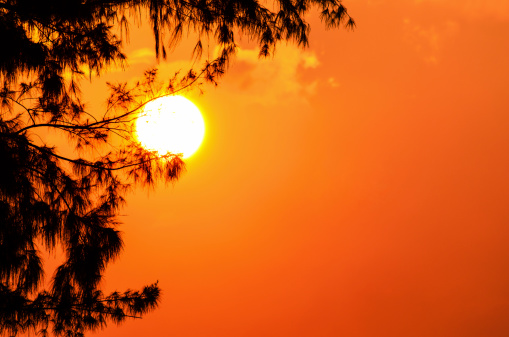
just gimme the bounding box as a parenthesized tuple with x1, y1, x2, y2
(416, 0, 509, 20)
(403, 19, 459, 64)
(224, 45, 322, 105)
(127, 48, 156, 65)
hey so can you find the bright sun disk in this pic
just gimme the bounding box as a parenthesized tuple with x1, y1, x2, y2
(135, 96, 205, 159)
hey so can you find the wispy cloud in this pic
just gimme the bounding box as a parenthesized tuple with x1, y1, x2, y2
(403, 19, 459, 64)
(118, 45, 323, 106)
(127, 48, 156, 66)
(219, 45, 322, 105)
(328, 77, 340, 88)
(415, 0, 509, 20)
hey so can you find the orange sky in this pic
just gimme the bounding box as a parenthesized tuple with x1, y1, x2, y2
(70, 0, 509, 336)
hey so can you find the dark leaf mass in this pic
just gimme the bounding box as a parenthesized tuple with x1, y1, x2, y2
(0, 0, 353, 335)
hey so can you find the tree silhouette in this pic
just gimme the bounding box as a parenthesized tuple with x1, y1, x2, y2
(0, 0, 354, 336)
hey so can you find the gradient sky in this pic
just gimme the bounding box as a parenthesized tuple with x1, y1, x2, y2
(60, 0, 509, 336)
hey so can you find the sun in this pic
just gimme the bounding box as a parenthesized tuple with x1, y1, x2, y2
(135, 96, 205, 159)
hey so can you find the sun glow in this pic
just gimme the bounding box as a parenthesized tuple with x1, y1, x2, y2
(135, 96, 205, 159)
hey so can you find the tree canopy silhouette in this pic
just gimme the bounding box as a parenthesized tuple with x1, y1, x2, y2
(0, 0, 354, 336)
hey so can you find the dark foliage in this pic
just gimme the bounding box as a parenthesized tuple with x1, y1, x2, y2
(0, 0, 353, 335)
